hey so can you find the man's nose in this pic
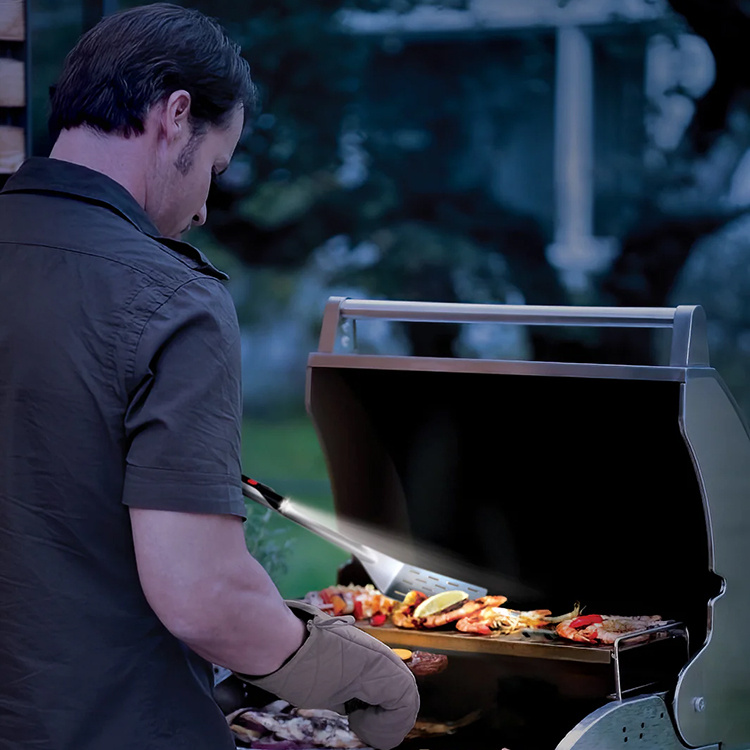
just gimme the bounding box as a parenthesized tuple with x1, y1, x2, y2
(192, 203, 207, 227)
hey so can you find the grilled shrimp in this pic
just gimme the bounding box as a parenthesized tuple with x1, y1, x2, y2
(419, 595, 508, 628)
(455, 606, 551, 635)
(556, 614, 666, 644)
(594, 615, 667, 644)
(555, 614, 604, 643)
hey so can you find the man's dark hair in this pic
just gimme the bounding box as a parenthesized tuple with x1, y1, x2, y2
(48, 3, 257, 142)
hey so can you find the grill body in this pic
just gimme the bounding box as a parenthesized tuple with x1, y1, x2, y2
(305, 298, 750, 750)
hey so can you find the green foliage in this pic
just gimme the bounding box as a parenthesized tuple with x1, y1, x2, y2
(240, 414, 349, 597)
(332, 220, 517, 304)
(241, 414, 330, 482)
(244, 506, 295, 582)
(192, 0, 372, 180)
(237, 172, 340, 231)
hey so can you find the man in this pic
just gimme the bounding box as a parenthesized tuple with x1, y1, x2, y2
(0, 5, 418, 750)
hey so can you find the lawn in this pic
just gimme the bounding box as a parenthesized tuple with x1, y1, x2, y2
(240, 414, 349, 598)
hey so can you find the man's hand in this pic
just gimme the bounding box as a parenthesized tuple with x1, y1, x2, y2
(236, 600, 420, 750)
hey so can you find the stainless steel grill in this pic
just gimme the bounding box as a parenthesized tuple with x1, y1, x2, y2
(303, 297, 750, 750)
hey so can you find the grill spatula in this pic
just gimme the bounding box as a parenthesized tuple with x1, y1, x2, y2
(241, 474, 487, 602)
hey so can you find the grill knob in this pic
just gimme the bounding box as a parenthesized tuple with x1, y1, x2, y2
(692, 696, 706, 712)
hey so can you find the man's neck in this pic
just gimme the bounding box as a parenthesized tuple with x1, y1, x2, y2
(49, 126, 151, 208)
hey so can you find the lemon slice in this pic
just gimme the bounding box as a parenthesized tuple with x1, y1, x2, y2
(392, 648, 413, 661)
(413, 590, 469, 619)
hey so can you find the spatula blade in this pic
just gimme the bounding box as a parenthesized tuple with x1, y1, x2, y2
(380, 564, 488, 601)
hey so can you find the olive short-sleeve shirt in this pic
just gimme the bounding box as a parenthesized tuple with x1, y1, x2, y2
(0, 157, 246, 749)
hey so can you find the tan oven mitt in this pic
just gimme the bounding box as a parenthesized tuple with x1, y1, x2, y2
(235, 599, 420, 750)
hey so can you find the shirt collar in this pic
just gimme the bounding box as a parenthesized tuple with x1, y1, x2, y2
(1, 157, 229, 280)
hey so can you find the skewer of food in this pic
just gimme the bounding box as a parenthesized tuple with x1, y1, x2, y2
(302, 584, 396, 624)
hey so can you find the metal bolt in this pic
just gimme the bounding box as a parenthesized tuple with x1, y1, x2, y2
(692, 697, 706, 712)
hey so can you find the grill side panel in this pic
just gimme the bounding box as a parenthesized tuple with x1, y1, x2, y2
(674, 371, 750, 749)
(557, 694, 718, 750)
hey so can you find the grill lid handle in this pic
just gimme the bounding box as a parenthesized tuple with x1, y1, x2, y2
(317, 297, 709, 367)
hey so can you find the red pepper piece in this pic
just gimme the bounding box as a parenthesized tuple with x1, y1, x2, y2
(369, 613, 387, 626)
(569, 614, 603, 629)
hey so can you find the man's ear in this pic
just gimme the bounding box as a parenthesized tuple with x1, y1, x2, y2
(163, 89, 192, 144)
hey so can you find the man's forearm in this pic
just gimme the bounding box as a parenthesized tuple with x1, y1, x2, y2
(171, 562, 308, 675)
(130, 507, 307, 675)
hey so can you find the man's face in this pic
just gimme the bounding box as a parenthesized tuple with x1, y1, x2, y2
(150, 104, 244, 239)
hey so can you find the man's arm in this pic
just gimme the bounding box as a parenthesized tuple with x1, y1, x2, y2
(130, 507, 306, 676)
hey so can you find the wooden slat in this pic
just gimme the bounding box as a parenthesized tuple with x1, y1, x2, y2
(0, 0, 25, 41)
(0, 58, 24, 107)
(0, 124, 24, 173)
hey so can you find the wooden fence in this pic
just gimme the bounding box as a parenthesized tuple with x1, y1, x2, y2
(0, 0, 27, 175)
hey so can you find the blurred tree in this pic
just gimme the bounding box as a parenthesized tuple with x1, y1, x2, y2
(196, 1, 554, 358)
(667, 0, 750, 154)
(599, 0, 750, 367)
(43, 0, 750, 366)
(181, 0, 533, 358)
(189, 0, 445, 268)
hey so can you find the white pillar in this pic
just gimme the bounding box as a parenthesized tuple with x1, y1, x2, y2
(546, 25, 617, 294)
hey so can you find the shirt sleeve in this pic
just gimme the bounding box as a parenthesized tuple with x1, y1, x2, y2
(122, 278, 246, 518)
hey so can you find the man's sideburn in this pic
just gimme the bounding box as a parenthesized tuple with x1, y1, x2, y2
(174, 129, 205, 175)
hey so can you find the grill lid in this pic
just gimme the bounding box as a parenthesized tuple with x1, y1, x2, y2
(306, 298, 750, 749)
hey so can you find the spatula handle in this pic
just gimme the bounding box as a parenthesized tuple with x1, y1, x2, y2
(240, 476, 376, 564)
